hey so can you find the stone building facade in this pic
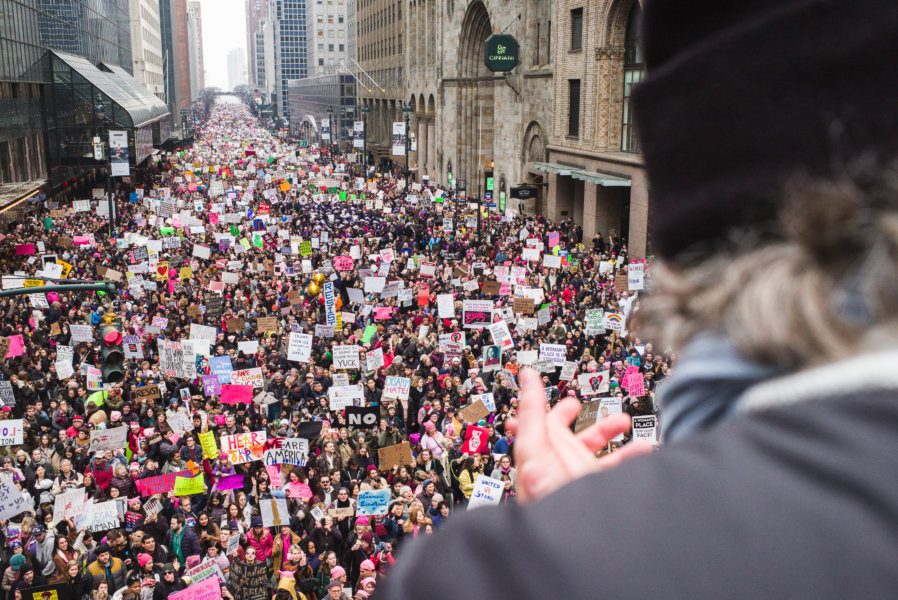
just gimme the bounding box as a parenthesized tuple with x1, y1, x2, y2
(404, 0, 554, 211)
(355, 0, 405, 165)
(542, 0, 649, 257)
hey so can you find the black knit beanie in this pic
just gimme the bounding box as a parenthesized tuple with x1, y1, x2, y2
(633, 0, 898, 259)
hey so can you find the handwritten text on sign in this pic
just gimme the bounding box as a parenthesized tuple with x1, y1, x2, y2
(222, 431, 267, 464)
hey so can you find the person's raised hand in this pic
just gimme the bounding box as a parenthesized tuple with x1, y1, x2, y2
(505, 368, 653, 504)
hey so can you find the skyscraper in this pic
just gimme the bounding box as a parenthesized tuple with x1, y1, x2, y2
(186, 0, 205, 99)
(37, 0, 133, 73)
(272, 0, 307, 119)
(129, 0, 165, 98)
(306, 0, 347, 77)
(160, 0, 193, 136)
(227, 48, 247, 91)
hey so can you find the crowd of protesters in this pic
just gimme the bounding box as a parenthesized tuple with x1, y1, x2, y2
(0, 97, 665, 600)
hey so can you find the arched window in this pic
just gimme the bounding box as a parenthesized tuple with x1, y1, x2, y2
(621, 2, 644, 153)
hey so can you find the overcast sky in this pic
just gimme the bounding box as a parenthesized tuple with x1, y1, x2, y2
(200, 0, 247, 90)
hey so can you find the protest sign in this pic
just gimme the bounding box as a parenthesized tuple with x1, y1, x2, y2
(88, 426, 128, 453)
(52, 488, 85, 522)
(489, 320, 514, 350)
(287, 332, 312, 362)
(346, 405, 379, 429)
(459, 400, 490, 424)
(333, 345, 360, 369)
(632, 415, 658, 444)
(199, 431, 219, 459)
(260, 497, 290, 527)
(229, 561, 269, 600)
(356, 489, 391, 516)
(135, 469, 193, 496)
(230, 367, 264, 388)
(0, 477, 30, 520)
(256, 316, 278, 333)
(470, 392, 496, 412)
(463, 300, 493, 329)
(539, 343, 567, 366)
(0, 420, 23, 445)
(222, 431, 266, 464)
(437, 293, 455, 318)
(174, 473, 205, 496)
(216, 474, 245, 491)
(143, 498, 162, 518)
(383, 376, 411, 400)
(134, 383, 161, 402)
(69, 324, 93, 342)
(221, 384, 253, 404)
(482, 345, 502, 371)
(85, 500, 119, 532)
(463, 425, 490, 454)
(328, 384, 363, 410)
(365, 347, 385, 371)
(183, 557, 223, 584)
(171, 577, 220, 600)
(559, 361, 578, 381)
(586, 308, 605, 335)
(603, 312, 624, 332)
(263, 437, 309, 466)
(469, 474, 504, 509)
(377, 442, 413, 468)
(628, 263, 645, 290)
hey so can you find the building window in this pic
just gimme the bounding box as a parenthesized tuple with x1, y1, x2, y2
(621, 2, 644, 153)
(568, 79, 581, 138)
(570, 8, 583, 51)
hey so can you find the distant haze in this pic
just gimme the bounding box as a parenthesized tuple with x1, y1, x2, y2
(201, 0, 247, 90)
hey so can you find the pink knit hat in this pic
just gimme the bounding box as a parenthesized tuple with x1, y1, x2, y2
(360, 559, 375, 571)
(330, 566, 346, 579)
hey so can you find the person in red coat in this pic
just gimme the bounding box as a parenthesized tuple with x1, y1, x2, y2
(85, 451, 113, 490)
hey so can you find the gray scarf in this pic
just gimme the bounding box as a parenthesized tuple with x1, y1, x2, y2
(657, 334, 783, 443)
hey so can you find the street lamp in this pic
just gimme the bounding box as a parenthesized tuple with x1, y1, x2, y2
(401, 103, 413, 178)
(361, 105, 370, 168)
(94, 94, 115, 238)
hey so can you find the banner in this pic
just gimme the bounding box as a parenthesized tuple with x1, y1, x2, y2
(135, 469, 193, 496)
(392, 121, 406, 156)
(323, 282, 337, 327)
(109, 130, 130, 177)
(353, 120, 365, 149)
(321, 119, 331, 142)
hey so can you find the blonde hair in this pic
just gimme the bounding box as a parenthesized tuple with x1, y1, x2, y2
(639, 164, 898, 369)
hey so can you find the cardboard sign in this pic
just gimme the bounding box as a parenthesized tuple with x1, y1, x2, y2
(226, 317, 245, 333)
(260, 497, 290, 527)
(459, 400, 490, 424)
(512, 297, 535, 314)
(328, 506, 355, 518)
(377, 441, 413, 468)
(256, 316, 278, 332)
(134, 384, 161, 402)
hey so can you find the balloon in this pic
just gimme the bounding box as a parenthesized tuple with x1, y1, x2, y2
(312, 273, 326, 285)
(306, 283, 321, 297)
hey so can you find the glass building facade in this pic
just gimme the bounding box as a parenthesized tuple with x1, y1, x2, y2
(274, 0, 307, 119)
(0, 0, 136, 189)
(288, 73, 355, 147)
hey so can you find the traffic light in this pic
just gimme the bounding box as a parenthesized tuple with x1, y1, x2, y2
(98, 323, 124, 383)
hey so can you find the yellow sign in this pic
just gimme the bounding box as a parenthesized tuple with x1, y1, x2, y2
(179, 267, 193, 280)
(23, 279, 44, 287)
(173, 473, 205, 496)
(57, 260, 73, 279)
(280, 182, 290, 192)
(199, 431, 218, 460)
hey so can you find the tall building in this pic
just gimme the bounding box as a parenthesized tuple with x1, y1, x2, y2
(542, 0, 649, 257)
(271, 0, 307, 119)
(227, 47, 247, 91)
(1, 0, 161, 198)
(403, 0, 554, 212)
(160, 0, 193, 137)
(245, 0, 271, 90)
(36, 0, 134, 73)
(129, 0, 165, 98)
(353, 0, 403, 165)
(186, 0, 205, 99)
(306, 0, 347, 77)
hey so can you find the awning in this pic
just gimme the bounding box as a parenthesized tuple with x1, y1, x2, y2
(51, 51, 170, 128)
(533, 162, 631, 187)
(0, 181, 45, 213)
